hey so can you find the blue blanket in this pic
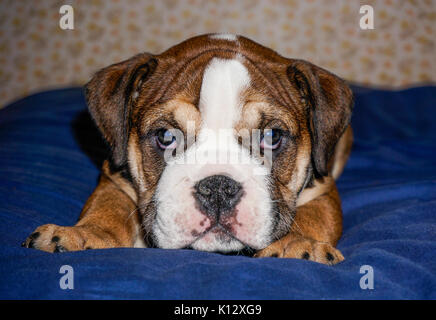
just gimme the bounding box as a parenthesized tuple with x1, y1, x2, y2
(0, 86, 435, 299)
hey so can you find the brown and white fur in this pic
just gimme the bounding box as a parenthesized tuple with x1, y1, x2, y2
(23, 34, 353, 265)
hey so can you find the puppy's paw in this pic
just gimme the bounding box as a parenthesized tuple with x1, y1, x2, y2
(21, 224, 118, 253)
(254, 235, 344, 265)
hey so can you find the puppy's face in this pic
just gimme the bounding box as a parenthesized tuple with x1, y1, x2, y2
(86, 34, 353, 253)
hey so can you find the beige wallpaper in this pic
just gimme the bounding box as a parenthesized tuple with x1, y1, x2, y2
(0, 0, 435, 108)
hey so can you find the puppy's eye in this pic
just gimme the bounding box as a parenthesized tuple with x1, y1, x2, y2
(156, 129, 177, 150)
(260, 129, 282, 150)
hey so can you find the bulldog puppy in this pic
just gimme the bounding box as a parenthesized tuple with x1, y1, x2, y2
(23, 34, 353, 265)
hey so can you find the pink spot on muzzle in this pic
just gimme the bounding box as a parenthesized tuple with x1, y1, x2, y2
(227, 203, 264, 246)
(175, 209, 212, 241)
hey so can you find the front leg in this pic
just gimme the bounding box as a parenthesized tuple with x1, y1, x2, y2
(22, 161, 141, 252)
(255, 178, 345, 265)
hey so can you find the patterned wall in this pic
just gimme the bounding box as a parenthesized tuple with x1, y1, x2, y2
(0, 0, 435, 107)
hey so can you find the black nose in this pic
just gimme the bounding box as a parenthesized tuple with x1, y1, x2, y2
(194, 175, 243, 217)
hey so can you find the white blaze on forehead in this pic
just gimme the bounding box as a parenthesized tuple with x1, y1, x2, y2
(209, 33, 238, 41)
(199, 58, 250, 130)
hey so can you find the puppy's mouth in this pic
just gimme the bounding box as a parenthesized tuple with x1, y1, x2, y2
(185, 224, 255, 254)
(191, 223, 242, 245)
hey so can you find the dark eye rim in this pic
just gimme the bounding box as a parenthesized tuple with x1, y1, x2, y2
(264, 128, 282, 143)
(260, 128, 284, 150)
(155, 128, 177, 149)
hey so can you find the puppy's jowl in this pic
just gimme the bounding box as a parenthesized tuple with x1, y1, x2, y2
(23, 34, 353, 265)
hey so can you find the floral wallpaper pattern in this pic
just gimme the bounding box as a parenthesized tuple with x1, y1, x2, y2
(0, 0, 435, 107)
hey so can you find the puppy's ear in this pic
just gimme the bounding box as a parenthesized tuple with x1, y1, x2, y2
(85, 53, 157, 168)
(287, 60, 353, 177)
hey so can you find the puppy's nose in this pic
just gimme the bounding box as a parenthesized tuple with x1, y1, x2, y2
(194, 175, 243, 217)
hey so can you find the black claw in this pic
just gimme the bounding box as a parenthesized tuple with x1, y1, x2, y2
(85, 247, 93, 250)
(270, 253, 278, 258)
(22, 232, 40, 249)
(302, 251, 310, 260)
(54, 244, 67, 253)
(29, 232, 40, 240)
(326, 252, 334, 261)
(28, 240, 35, 248)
